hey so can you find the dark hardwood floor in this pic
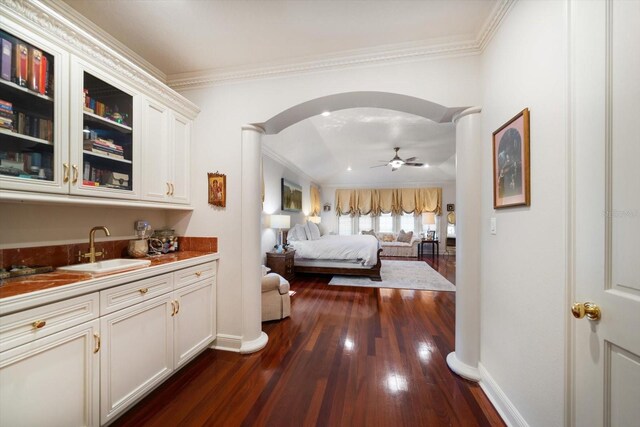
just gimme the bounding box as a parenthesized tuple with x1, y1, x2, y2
(113, 255, 503, 427)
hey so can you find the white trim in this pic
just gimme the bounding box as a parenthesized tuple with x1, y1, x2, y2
(452, 106, 483, 123)
(239, 331, 268, 354)
(1, 0, 200, 118)
(211, 334, 243, 353)
(479, 363, 529, 427)
(0, 189, 194, 210)
(446, 352, 481, 381)
(167, 0, 515, 90)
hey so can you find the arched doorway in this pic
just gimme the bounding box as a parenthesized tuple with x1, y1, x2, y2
(240, 92, 482, 381)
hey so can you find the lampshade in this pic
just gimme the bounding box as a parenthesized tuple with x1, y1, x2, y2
(308, 216, 321, 224)
(422, 212, 436, 225)
(270, 214, 290, 229)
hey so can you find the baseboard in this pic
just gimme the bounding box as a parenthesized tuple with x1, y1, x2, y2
(478, 363, 529, 427)
(240, 332, 268, 354)
(210, 334, 242, 352)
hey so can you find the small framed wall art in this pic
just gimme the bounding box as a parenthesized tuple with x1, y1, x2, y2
(492, 108, 530, 209)
(208, 172, 226, 207)
(281, 178, 302, 211)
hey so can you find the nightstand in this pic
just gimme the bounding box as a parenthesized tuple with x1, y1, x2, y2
(266, 250, 295, 282)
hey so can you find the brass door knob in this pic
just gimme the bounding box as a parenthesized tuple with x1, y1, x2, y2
(571, 302, 601, 321)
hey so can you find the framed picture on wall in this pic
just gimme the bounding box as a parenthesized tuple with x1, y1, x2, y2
(492, 108, 530, 209)
(208, 172, 226, 207)
(281, 178, 302, 211)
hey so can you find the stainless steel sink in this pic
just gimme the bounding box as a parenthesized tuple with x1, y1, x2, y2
(58, 259, 151, 274)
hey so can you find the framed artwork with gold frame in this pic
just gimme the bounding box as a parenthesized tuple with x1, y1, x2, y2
(208, 172, 226, 207)
(492, 108, 530, 208)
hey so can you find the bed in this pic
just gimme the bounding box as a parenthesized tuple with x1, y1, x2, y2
(285, 231, 383, 281)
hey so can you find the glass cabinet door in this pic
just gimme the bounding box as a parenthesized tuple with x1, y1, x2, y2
(70, 61, 138, 199)
(0, 27, 68, 194)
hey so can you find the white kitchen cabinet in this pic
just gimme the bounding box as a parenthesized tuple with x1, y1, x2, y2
(99, 293, 174, 425)
(0, 319, 100, 427)
(141, 98, 192, 204)
(174, 276, 216, 368)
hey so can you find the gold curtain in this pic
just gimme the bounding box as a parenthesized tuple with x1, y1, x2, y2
(335, 189, 356, 215)
(335, 187, 441, 215)
(416, 187, 442, 214)
(310, 185, 321, 216)
(355, 189, 376, 215)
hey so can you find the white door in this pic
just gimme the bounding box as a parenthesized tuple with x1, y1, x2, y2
(572, 1, 640, 426)
(174, 278, 216, 368)
(100, 294, 174, 424)
(140, 97, 170, 202)
(0, 320, 100, 427)
(169, 111, 191, 204)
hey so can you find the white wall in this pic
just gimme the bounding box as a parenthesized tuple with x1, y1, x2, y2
(260, 153, 312, 260)
(479, 1, 567, 425)
(0, 204, 170, 248)
(174, 54, 481, 341)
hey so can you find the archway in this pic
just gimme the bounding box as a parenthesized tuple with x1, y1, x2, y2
(240, 92, 482, 381)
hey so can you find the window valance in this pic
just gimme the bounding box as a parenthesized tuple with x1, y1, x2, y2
(334, 187, 442, 216)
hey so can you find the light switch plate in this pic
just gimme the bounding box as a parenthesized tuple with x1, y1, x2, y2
(490, 217, 497, 235)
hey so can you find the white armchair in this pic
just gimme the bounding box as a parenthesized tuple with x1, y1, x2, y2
(261, 272, 291, 322)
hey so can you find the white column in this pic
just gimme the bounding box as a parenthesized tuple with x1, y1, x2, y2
(446, 107, 482, 381)
(239, 125, 268, 354)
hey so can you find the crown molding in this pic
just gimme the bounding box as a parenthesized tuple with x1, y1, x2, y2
(262, 144, 319, 187)
(321, 180, 456, 189)
(168, 0, 515, 91)
(1, 0, 200, 118)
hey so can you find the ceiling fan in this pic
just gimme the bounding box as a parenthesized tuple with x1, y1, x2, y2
(370, 147, 426, 171)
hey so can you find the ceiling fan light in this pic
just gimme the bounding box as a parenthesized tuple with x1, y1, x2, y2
(423, 164, 430, 168)
(390, 160, 403, 168)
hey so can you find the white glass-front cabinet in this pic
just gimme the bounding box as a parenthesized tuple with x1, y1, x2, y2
(0, 24, 69, 194)
(141, 98, 191, 204)
(70, 59, 140, 200)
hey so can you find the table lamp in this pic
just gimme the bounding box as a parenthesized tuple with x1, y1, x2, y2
(270, 214, 290, 253)
(422, 212, 436, 239)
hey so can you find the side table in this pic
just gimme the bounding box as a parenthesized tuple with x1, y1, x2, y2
(266, 250, 295, 282)
(418, 239, 439, 258)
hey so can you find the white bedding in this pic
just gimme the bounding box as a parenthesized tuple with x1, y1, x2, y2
(288, 234, 379, 266)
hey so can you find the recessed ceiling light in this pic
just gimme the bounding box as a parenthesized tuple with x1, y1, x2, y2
(347, 166, 352, 171)
(423, 164, 430, 168)
(321, 111, 331, 117)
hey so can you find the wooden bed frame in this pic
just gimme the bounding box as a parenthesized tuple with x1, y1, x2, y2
(284, 230, 383, 281)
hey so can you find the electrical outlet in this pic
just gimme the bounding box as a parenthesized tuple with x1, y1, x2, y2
(490, 217, 497, 235)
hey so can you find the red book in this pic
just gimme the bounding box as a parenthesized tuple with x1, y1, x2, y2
(28, 48, 41, 92)
(39, 55, 47, 95)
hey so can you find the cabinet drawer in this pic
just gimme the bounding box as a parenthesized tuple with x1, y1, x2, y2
(0, 293, 99, 352)
(174, 262, 215, 289)
(100, 273, 174, 315)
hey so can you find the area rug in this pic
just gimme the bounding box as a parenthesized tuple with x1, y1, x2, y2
(328, 260, 455, 291)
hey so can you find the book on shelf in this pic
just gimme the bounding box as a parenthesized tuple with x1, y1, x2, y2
(39, 55, 48, 95)
(14, 43, 27, 87)
(1, 38, 11, 81)
(27, 47, 41, 92)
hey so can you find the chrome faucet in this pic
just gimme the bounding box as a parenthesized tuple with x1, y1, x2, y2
(79, 226, 111, 263)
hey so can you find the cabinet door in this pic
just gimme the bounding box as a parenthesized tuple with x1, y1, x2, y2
(0, 319, 100, 427)
(174, 278, 216, 368)
(140, 98, 170, 202)
(169, 111, 191, 204)
(0, 23, 69, 195)
(100, 294, 174, 424)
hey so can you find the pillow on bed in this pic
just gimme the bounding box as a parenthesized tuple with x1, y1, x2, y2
(361, 229, 378, 239)
(303, 221, 313, 240)
(292, 224, 307, 241)
(308, 221, 321, 240)
(397, 230, 413, 243)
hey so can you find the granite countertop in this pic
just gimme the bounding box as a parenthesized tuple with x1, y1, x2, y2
(0, 251, 217, 301)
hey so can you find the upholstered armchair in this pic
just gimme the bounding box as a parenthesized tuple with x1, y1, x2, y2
(261, 272, 291, 322)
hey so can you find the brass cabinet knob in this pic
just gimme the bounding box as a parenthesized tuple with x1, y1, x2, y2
(571, 302, 601, 321)
(63, 163, 69, 183)
(32, 320, 46, 329)
(195, 271, 202, 277)
(139, 288, 149, 295)
(72, 164, 79, 184)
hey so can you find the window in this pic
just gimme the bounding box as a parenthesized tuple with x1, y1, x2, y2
(358, 215, 373, 233)
(338, 214, 353, 235)
(378, 213, 393, 233)
(400, 213, 415, 233)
